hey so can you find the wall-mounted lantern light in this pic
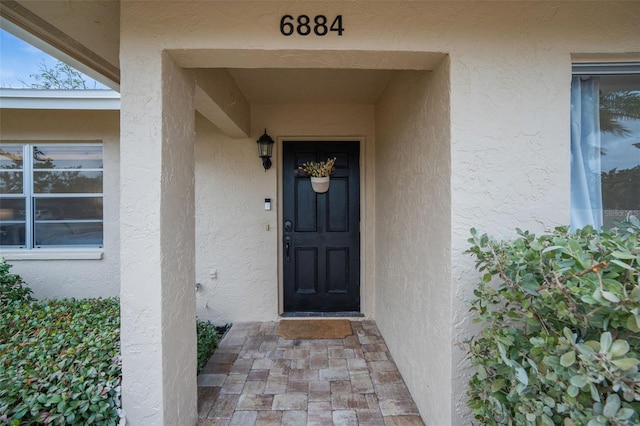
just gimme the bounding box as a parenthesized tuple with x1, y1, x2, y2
(257, 129, 274, 171)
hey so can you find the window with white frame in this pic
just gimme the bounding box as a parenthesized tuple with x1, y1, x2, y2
(571, 63, 640, 230)
(0, 143, 103, 248)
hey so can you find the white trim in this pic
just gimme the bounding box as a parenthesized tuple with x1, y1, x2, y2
(1, 249, 103, 260)
(0, 89, 120, 110)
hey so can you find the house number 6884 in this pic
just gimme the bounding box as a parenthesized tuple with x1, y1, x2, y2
(280, 15, 344, 36)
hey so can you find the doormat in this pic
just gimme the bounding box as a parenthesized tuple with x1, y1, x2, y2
(277, 319, 353, 340)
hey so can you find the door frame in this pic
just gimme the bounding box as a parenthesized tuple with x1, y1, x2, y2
(277, 136, 368, 316)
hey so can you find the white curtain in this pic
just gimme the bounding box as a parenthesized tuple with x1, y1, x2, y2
(570, 76, 603, 231)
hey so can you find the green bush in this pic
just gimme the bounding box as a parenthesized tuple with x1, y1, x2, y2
(0, 298, 122, 425)
(0, 258, 32, 303)
(196, 321, 221, 374)
(464, 218, 640, 425)
(0, 279, 223, 425)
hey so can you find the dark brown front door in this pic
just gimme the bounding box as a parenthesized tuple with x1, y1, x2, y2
(282, 141, 360, 313)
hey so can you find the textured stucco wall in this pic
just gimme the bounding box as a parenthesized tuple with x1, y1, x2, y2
(119, 48, 197, 424)
(158, 54, 197, 425)
(194, 116, 279, 323)
(194, 104, 376, 323)
(73, 1, 640, 424)
(374, 62, 452, 424)
(0, 109, 120, 299)
(442, 3, 640, 419)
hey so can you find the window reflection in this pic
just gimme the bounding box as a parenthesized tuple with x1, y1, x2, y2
(35, 223, 103, 246)
(0, 223, 25, 246)
(0, 145, 23, 169)
(599, 77, 640, 228)
(34, 197, 102, 220)
(33, 171, 102, 194)
(0, 145, 24, 195)
(0, 143, 103, 248)
(33, 145, 103, 169)
(0, 171, 23, 194)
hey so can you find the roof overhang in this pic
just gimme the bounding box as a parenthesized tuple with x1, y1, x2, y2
(0, 88, 120, 110)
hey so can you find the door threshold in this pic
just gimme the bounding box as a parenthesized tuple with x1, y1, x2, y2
(281, 311, 364, 318)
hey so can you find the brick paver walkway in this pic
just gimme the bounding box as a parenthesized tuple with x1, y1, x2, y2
(197, 321, 424, 425)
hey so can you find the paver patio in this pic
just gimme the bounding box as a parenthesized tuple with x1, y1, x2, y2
(197, 320, 424, 425)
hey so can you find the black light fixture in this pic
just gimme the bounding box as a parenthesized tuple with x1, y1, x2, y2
(257, 129, 274, 171)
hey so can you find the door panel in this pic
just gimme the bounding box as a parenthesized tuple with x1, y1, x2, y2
(295, 247, 318, 294)
(283, 141, 360, 312)
(327, 178, 349, 231)
(327, 248, 349, 293)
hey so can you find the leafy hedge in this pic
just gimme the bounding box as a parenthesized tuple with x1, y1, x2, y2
(465, 218, 640, 425)
(0, 298, 122, 425)
(196, 321, 221, 373)
(0, 259, 32, 304)
(0, 261, 223, 425)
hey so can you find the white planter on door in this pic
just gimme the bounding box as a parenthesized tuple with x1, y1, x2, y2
(311, 176, 330, 193)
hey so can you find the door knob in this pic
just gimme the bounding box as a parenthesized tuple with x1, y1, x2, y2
(284, 236, 292, 262)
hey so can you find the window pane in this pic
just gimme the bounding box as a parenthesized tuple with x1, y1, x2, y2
(0, 143, 104, 249)
(34, 197, 102, 220)
(35, 222, 103, 246)
(33, 145, 103, 169)
(1, 197, 27, 246)
(0, 145, 23, 169)
(599, 77, 640, 228)
(0, 198, 26, 220)
(0, 223, 25, 246)
(571, 72, 640, 230)
(33, 171, 102, 194)
(0, 171, 23, 194)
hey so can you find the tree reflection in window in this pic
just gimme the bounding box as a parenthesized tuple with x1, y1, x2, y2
(32, 145, 103, 194)
(0, 145, 24, 194)
(599, 87, 640, 227)
(0, 143, 103, 248)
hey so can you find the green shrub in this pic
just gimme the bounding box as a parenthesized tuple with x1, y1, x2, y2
(0, 291, 223, 424)
(0, 298, 122, 425)
(0, 259, 32, 303)
(196, 321, 221, 374)
(464, 218, 640, 425)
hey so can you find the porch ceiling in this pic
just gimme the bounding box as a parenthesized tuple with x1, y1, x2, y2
(177, 49, 444, 105)
(226, 68, 396, 105)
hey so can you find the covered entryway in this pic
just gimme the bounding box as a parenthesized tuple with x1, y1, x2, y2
(143, 49, 451, 425)
(282, 141, 360, 313)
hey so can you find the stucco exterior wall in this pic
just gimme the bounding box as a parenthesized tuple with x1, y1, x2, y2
(158, 54, 197, 426)
(194, 116, 278, 323)
(119, 49, 197, 424)
(5, 1, 637, 424)
(194, 104, 376, 323)
(442, 3, 638, 419)
(0, 109, 120, 299)
(447, 49, 575, 425)
(374, 62, 452, 424)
